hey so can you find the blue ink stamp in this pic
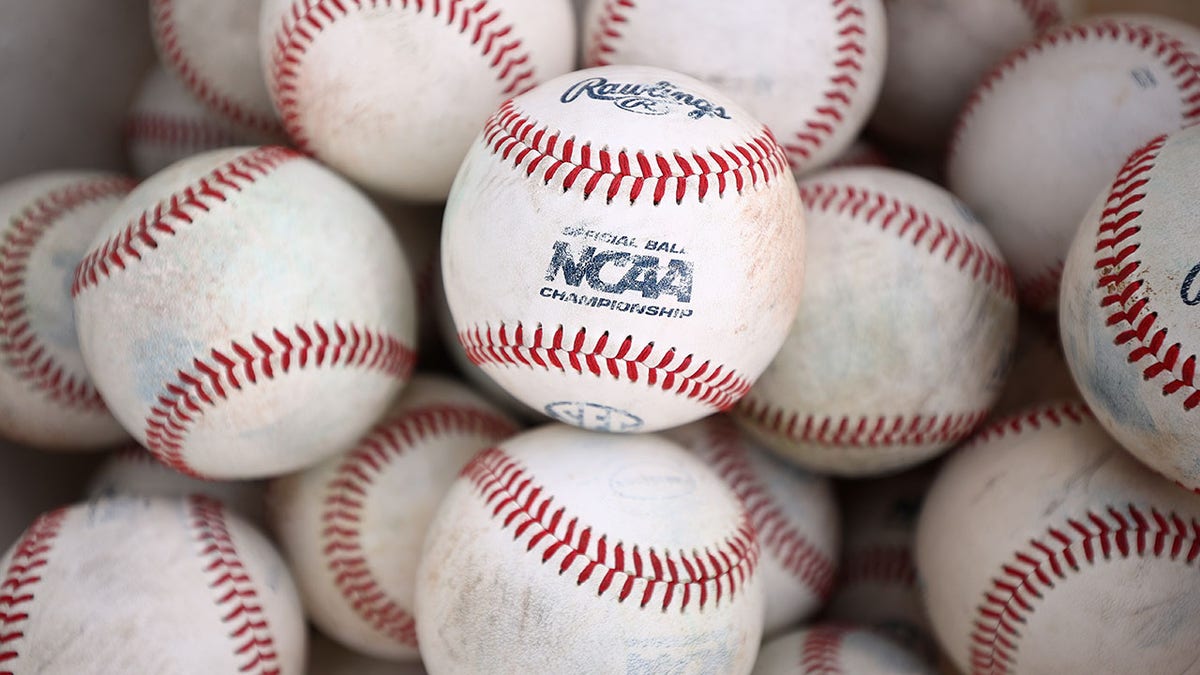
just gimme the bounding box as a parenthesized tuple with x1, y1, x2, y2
(545, 401, 644, 432)
(560, 77, 732, 120)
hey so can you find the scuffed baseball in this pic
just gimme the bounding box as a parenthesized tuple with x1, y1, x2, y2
(72, 146, 417, 479)
(415, 425, 764, 674)
(735, 167, 1016, 476)
(916, 401, 1200, 673)
(0, 172, 134, 451)
(443, 65, 805, 433)
(751, 624, 935, 675)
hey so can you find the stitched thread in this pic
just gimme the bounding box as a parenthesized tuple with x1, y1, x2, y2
(962, 401, 1090, 450)
(839, 544, 917, 589)
(1017, 0, 1065, 32)
(71, 146, 301, 296)
(269, 0, 538, 155)
(150, 0, 282, 137)
(459, 322, 751, 411)
(322, 404, 517, 648)
(125, 113, 239, 154)
(189, 495, 281, 674)
(0, 509, 67, 673)
(0, 177, 134, 410)
(483, 99, 787, 205)
(702, 418, 835, 599)
(1018, 260, 1064, 310)
(461, 446, 759, 612)
(145, 321, 416, 478)
(799, 182, 1016, 299)
(584, 0, 635, 67)
(969, 503, 1200, 674)
(799, 625, 849, 674)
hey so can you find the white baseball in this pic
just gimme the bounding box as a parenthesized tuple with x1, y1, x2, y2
(916, 401, 1200, 674)
(259, 0, 576, 202)
(1061, 127, 1200, 491)
(947, 14, 1200, 311)
(0, 172, 133, 451)
(735, 167, 1017, 476)
(668, 415, 839, 636)
(443, 65, 805, 433)
(72, 146, 417, 480)
(868, 0, 1071, 151)
(0, 495, 306, 673)
(269, 374, 518, 661)
(751, 624, 935, 675)
(581, 0, 886, 176)
(415, 425, 764, 674)
(150, 0, 282, 138)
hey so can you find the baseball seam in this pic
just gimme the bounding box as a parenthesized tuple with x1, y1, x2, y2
(969, 503, 1200, 674)
(1090, 134, 1200, 411)
(584, 0, 634, 67)
(458, 322, 751, 412)
(462, 446, 760, 612)
(0, 508, 67, 672)
(125, 113, 240, 154)
(150, 0, 282, 137)
(800, 625, 849, 674)
(963, 400, 1089, 449)
(189, 495, 281, 675)
(322, 404, 517, 648)
(839, 543, 917, 589)
(1018, 260, 1064, 311)
(485, 99, 788, 205)
(703, 419, 835, 600)
(71, 146, 301, 296)
(1016, 0, 1066, 32)
(145, 321, 416, 478)
(269, 0, 538, 155)
(0, 177, 135, 411)
(798, 182, 1017, 299)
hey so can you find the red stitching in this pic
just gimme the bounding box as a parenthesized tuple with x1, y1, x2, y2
(1016, 0, 1065, 32)
(483, 99, 787, 205)
(701, 418, 835, 600)
(962, 401, 1090, 451)
(150, 0, 282, 137)
(125, 113, 239, 154)
(799, 182, 1016, 300)
(0, 177, 135, 410)
(0, 508, 67, 673)
(1089, 135, 1200, 411)
(838, 544, 916, 589)
(800, 624, 850, 674)
(969, 503, 1200, 674)
(322, 404, 517, 648)
(584, 0, 636, 67)
(71, 146, 301, 297)
(737, 394, 990, 450)
(189, 495, 281, 675)
(268, 0, 538, 155)
(145, 321, 416, 478)
(461, 446, 759, 612)
(458, 322, 752, 412)
(1017, 260, 1063, 310)
(950, 20, 1200, 164)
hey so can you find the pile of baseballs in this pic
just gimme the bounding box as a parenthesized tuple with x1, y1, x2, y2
(1, 0, 1198, 673)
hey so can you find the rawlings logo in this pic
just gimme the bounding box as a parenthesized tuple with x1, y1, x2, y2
(560, 77, 732, 120)
(544, 240, 693, 302)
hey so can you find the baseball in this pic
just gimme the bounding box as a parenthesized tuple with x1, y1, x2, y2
(751, 624, 935, 675)
(581, 0, 887, 176)
(72, 146, 417, 480)
(269, 374, 518, 661)
(259, 0, 576, 202)
(307, 630, 429, 675)
(443, 65, 806, 433)
(735, 167, 1017, 476)
(668, 415, 839, 636)
(415, 425, 764, 673)
(916, 401, 1200, 674)
(947, 14, 1200, 311)
(0, 495, 306, 672)
(1061, 128, 1200, 491)
(0, 171, 134, 451)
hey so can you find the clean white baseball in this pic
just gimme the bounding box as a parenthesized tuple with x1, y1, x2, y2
(415, 425, 764, 673)
(151, 0, 282, 138)
(581, 0, 886, 176)
(735, 167, 1017, 476)
(72, 146, 417, 480)
(259, 0, 576, 202)
(269, 373, 518, 661)
(668, 415, 839, 636)
(868, 0, 1071, 151)
(0, 172, 133, 451)
(1061, 128, 1200, 491)
(947, 14, 1200, 311)
(916, 401, 1200, 674)
(0, 495, 306, 672)
(751, 624, 935, 675)
(443, 65, 806, 433)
